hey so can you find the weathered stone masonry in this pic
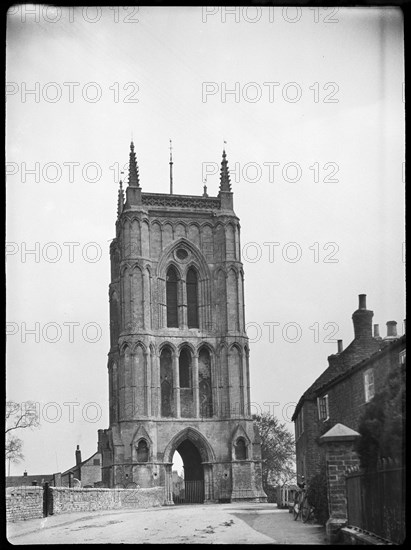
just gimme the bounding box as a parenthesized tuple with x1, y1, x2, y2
(98, 143, 266, 503)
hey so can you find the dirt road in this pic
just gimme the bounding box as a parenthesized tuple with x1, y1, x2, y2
(7, 502, 328, 545)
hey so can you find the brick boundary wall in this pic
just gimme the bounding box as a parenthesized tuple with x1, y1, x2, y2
(6, 486, 44, 522)
(7, 486, 165, 522)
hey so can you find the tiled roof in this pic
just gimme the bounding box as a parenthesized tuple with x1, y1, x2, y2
(6, 474, 53, 487)
(292, 335, 405, 421)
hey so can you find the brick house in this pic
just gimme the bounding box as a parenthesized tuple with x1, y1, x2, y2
(61, 445, 102, 487)
(292, 294, 406, 483)
(6, 446, 102, 489)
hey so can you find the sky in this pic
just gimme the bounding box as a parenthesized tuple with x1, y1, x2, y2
(6, 5, 405, 477)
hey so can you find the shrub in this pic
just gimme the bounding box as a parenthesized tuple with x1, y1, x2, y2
(306, 471, 329, 526)
(356, 363, 405, 470)
(264, 485, 277, 503)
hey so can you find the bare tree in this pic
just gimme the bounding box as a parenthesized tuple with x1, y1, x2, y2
(5, 401, 40, 472)
(5, 435, 24, 462)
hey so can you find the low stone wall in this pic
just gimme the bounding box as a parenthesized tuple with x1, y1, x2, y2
(49, 486, 165, 515)
(6, 486, 43, 522)
(118, 487, 165, 509)
(7, 486, 166, 522)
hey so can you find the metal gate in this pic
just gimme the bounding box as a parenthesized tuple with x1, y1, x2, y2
(173, 479, 204, 504)
(43, 482, 51, 517)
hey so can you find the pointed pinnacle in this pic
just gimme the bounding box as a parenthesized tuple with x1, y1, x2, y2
(128, 141, 140, 188)
(117, 179, 124, 218)
(219, 148, 231, 193)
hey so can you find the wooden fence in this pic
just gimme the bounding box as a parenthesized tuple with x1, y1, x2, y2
(346, 459, 405, 544)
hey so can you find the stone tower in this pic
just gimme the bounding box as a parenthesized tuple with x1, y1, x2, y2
(98, 142, 266, 503)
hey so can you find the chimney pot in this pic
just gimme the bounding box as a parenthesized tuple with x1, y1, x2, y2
(352, 296, 373, 339)
(75, 445, 82, 465)
(23, 470, 27, 477)
(374, 324, 380, 338)
(386, 321, 397, 338)
(337, 340, 343, 353)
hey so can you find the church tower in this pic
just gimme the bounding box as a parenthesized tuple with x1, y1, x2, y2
(98, 142, 266, 503)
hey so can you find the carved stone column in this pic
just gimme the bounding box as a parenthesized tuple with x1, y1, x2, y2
(192, 352, 199, 417)
(173, 351, 180, 418)
(156, 351, 161, 417)
(244, 347, 251, 416)
(145, 347, 151, 417)
(180, 278, 187, 328)
(164, 463, 174, 505)
(151, 349, 159, 418)
(203, 463, 215, 502)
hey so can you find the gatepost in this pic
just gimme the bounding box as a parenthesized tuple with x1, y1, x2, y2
(319, 423, 360, 543)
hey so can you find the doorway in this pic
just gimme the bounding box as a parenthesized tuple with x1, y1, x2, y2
(172, 439, 204, 504)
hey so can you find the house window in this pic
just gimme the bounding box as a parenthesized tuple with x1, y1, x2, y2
(295, 408, 304, 439)
(186, 267, 199, 328)
(364, 368, 375, 402)
(137, 439, 149, 462)
(399, 350, 406, 365)
(166, 266, 179, 327)
(93, 458, 100, 466)
(234, 438, 247, 460)
(317, 395, 329, 421)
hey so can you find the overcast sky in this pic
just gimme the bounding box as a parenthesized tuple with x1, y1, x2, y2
(6, 6, 404, 477)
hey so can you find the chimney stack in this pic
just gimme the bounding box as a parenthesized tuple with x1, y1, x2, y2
(373, 324, 381, 338)
(352, 294, 373, 340)
(75, 445, 82, 466)
(337, 340, 343, 353)
(386, 321, 398, 338)
(358, 294, 367, 309)
(23, 470, 27, 477)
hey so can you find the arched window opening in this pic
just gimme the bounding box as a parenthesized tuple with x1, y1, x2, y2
(199, 347, 212, 418)
(166, 266, 179, 328)
(137, 439, 149, 462)
(235, 438, 247, 460)
(179, 348, 191, 389)
(160, 347, 173, 417)
(186, 268, 199, 328)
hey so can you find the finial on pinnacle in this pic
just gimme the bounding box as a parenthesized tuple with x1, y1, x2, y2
(117, 171, 125, 218)
(169, 139, 174, 194)
(128, 140, 140, 188)
(219, 143, 231, 193)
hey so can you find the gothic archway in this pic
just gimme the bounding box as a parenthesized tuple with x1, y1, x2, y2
(172, 440, 204, 504)
(164, 428, 215, 504)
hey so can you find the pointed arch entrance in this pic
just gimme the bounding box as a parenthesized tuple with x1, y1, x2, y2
(172, 440, 204, 503)
(164, 428, 215, 505)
